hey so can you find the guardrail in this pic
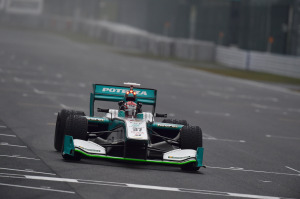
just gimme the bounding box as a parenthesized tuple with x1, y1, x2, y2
(1, 12, 299, 79)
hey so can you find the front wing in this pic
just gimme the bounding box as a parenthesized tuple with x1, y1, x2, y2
(63, 135, 204, 167)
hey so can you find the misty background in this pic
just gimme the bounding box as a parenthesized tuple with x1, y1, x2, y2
(1, 0, 300, 80)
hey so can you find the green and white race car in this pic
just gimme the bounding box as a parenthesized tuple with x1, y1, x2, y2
(54, 83, 204, 171)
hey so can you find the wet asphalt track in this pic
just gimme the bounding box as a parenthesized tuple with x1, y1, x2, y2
(0, 27, 300, 199)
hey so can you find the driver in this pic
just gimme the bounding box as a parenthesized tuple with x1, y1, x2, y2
(118, 89, 142, 117)
(124, 101, 137, 117)
(119, 101, 142, 116)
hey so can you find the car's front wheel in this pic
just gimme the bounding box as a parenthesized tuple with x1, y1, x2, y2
(54, 109, 85, 151)
(62, 115, 88, 161)
(180, 125, 202, 171)
(180, 125, 203, 149)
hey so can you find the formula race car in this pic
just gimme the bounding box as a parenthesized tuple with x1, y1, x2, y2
(54, 83, 204, 171)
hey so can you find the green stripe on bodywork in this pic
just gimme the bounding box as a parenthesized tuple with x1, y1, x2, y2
(75, 149, 196, 165)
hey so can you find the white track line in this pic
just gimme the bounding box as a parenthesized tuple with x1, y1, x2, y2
(60, 104, 71, 109)
(0, 142, 27, 148)
(207, 166, 300, 177)
(252, 103, 300, 113)
(203, 137, 246, 143)
(0, 182, 75, 194)
(202, 133, 245, 143)
(26, 175, 78, 183)
(0, 125, 7, 128)
(14, 77, 70, 86)
(0, 69, 37, 76)
(127, 184, 179, 191)
(0, 155, 40, 160)
(0, 168, 56, 176)
(285, 166, 300, 174)
(227, 193, 282, 199)
(266, 135, 300, 141)
(33, 88, 85, 98)
(0, 133, 16, 137)
(18, 102, 59, 109)
(194, 110, 231, 117)
(0, 173, 293, 199)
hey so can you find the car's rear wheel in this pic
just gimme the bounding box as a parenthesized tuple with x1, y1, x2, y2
(62, 115, 88, 161)
(54, 109, 85, 151)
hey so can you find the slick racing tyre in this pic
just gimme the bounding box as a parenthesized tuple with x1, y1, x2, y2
(180, 126, 202, 171)
(160, 119, 189, 141)
(54, 109, 72, 151)
(162, 119, 188, 126)
(54, 109, 85, 151)
(65, 115, 88, 140)
(62, 115, 88, 161)
(152, 119, 189, 142)
(180, 125, 203, 149)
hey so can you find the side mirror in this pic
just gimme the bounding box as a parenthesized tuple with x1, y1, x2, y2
(155, 113, 167, 118)
(97, 108, 109, 113)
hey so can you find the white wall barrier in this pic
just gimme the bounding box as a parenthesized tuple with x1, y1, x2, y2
(249, 52, 300, 78)
(215, 46, 248, 69)
(216, 46, 300, 78)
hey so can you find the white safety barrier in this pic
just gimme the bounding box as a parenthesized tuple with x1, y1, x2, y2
(215, 46, 248, 69)
(250, 52, 300, 78)
(216, 46, 300, 78)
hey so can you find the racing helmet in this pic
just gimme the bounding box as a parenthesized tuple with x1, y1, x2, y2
(124, 101, 137, 117)
(125, 90, 136, 101)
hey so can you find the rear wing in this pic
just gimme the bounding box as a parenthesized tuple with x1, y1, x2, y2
(90, 84, 157, 116)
